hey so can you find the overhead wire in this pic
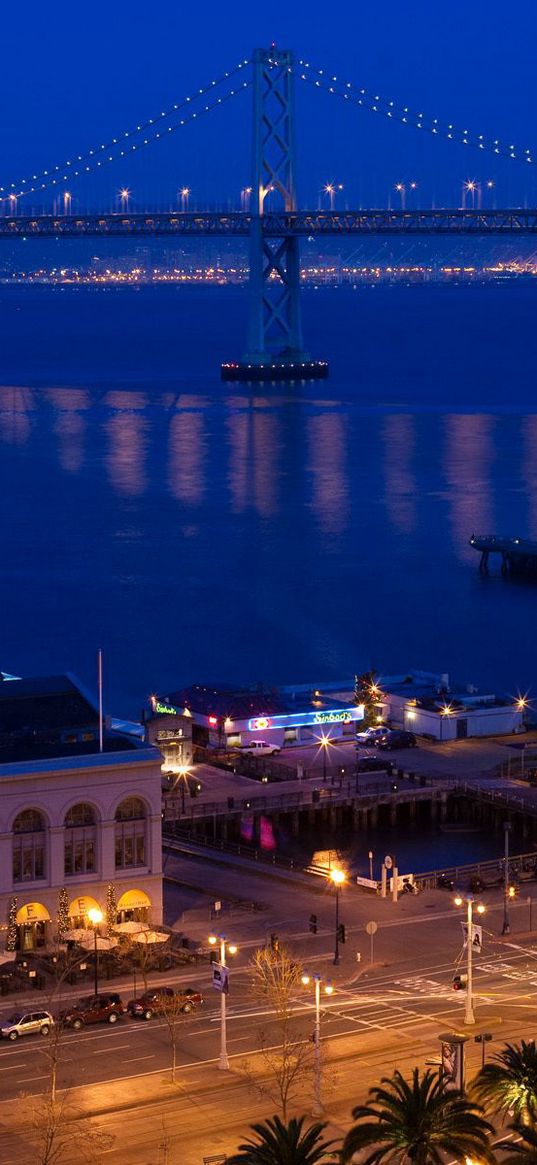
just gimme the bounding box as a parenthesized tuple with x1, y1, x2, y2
(2, 59, 251, 200)
(295, 59, 534, 167)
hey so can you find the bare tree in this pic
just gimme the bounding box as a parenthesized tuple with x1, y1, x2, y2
(158, 991, 191, 1083)
(242, 944, 314, 1120)
(25, 1092, 113, 1165)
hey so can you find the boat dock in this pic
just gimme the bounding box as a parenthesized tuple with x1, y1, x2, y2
(469, 533, 537, 576)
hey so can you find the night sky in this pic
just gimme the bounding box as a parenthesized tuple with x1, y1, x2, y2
(1, 1, 536, 215)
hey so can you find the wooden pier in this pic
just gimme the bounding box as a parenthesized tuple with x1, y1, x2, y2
(469, 533, 537, 576)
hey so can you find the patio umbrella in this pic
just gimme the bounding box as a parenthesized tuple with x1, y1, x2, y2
(78, 934, 119, 953)
(112, 921, 150, 935)
(0, 951, 15, 966)
(132, 930, 169, 946)
(63, 928, 89, 944)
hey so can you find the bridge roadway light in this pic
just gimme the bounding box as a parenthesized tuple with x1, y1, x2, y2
(208, 934, 237, 1070)
(63, 191, 71, 215)
(453, 894, 485, 1025)
(119, 187, 130, 212)
(301, 973, 334, 1116)
(180, 187, 191, 211)
(395, 183, 406, 210)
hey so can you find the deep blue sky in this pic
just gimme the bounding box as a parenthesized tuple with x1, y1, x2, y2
(2, 1, 536, 213)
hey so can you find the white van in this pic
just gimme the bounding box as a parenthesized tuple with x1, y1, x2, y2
(240, 740, 281, 757)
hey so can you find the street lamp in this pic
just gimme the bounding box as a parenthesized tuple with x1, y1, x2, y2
(119, 187, 130, 213)
(174, 764, 190, 814)
(395, 182, 406, 210)
(330, 868, 346, 965)
(87, 907, 103, 996)
(63, 191, 71, 215)
(208, 934, 237, 1070)
(8, 194, 17, 216)
(179, 186, 190, 211)
(301, 973, 334, 1116)
(323, 183, 342, 211)
(319, 734, 331, 783)
(454, 894, 485, 1024)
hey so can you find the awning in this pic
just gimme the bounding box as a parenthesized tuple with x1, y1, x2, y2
(16, 902, 51, 924)
(68, 895, 102, 919)
(117, 889, 151, 911)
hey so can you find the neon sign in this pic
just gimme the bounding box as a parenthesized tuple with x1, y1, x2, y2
(247, 706, 364, 731)
(154, 701, 178, 716)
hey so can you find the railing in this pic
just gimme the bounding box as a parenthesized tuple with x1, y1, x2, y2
(162, 774, 444, 822)
(414, 849, 537, 891)
(163, 827, 301, 871)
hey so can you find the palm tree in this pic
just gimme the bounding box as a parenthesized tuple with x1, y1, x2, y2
(341, 1067, 495, 1165)
(472, 1041, 537, 1124)
(497, 1122, 537, 1165)
(227, 1115, 336, 1165)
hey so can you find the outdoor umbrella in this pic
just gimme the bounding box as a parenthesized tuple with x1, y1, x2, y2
(78, 934, 119, 953)
(0, 951, 15, 966)
(63, 928, 89, 944)
(132, 930, 169, 946)
(112, 921, 150, 935)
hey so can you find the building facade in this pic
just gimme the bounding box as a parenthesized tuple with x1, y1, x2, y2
(0, 675, 163, 952)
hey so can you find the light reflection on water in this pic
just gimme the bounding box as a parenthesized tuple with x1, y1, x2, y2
(0, 285, 536, 715)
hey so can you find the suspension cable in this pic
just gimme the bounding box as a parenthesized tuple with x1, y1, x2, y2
(2, 59, 251, 200)
(296, 59, 533, 166)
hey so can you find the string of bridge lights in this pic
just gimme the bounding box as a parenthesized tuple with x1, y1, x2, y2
(1, 60, 251, 201)
(295, 60, 534, 166)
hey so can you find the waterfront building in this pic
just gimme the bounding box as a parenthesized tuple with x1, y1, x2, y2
(0, 675, 163, 952)
(149, 683, 364, 752)
(373, 670, 526, 740)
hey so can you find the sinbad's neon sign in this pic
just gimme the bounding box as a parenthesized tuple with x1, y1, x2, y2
(248, 706, 364, 731)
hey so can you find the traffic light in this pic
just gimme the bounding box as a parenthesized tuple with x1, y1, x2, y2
(270, 933, 279, 952)
(337, 923, 346, 944)
(508, 884, 518, 899)
(309, 913, 318, 934)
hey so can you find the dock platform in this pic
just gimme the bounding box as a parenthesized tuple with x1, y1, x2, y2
(469, 534, 537, 576)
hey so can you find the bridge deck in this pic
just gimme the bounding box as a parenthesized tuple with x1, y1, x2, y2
(470, 534, 537, 556)
(2, 208, 537, 239)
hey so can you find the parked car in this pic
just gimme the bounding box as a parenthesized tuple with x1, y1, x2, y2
(355, 726, 388, 746)
(127, 986, 204, 1021)
(60, 993, 125, 1029)
(240, 740, 280, 757)
(355, 755, 395, 774)
(436, 874, 454, 891)
(378, 730, 417, 751)
(0, 1010, 54, 1041)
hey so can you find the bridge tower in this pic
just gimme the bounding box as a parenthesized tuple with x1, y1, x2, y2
(221, 47, 327, 381)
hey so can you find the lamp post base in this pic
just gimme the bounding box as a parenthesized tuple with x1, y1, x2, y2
(218, 1053, 230, 1071)
(464, 1009, 476, 1025)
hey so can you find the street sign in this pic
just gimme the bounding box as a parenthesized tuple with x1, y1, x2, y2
(214, 900, 222, 913)
(384, 855, 393, 869)
(365, 921, 378, 935)
(461, 922, 483, 952)
(212, 963, 229, 994)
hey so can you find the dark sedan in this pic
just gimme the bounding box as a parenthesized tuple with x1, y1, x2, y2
(378, 730, 417, 750)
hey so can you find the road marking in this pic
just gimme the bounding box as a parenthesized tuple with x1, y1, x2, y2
(0, 1063, 24, 1070)
(92, 1044, 131, 1054)
(19, 1074, 49, 1082)
(123, 1055, 156, 1063)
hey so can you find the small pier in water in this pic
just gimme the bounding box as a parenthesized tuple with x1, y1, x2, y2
(470, 534, 537, 577)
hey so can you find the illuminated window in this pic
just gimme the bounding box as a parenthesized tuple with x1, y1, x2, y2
(115, 797, 146, 869)
(13, 809, 46, 883)
(64, 803, 97, 876)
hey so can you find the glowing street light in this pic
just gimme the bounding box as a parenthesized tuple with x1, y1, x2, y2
(319, 733, 332, 784)
(63, 191, 71, 215)
(119, 187, 131, 212)
(395, 182, 406, 210)
(323, 182, 343, 211)
(208, 934, 237, 1070)
(173, 764, 190, 815)
(453, 894, 485, 1024)
(179, 186, 191, 212)
(330, 867, 346, 965)
(240, 186, 252, 211)
(8, 194, 17, 216)
(301, 973, 334, 1116)
(87, 906, 104, 996)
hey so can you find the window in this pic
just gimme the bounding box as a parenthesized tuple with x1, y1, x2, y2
(64, 803, 97, 877)
(115, 798, 146, 869)
(13, 810, 46, 883)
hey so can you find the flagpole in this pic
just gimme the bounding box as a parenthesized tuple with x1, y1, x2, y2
(98, 649, 103, 753)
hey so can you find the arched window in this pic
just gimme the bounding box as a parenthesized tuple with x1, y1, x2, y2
(13, 809, 46, 883)
(115, 798, 146, 869)
(64, 803, 97, 877)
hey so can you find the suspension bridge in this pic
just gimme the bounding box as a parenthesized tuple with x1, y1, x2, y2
(2, 46, 536, 381)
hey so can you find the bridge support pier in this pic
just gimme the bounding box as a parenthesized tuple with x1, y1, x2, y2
(221, 47, 327, 383)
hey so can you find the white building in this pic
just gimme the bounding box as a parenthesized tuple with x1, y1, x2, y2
(0, 675, 163, 952)
(374, 670, 526, 741)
